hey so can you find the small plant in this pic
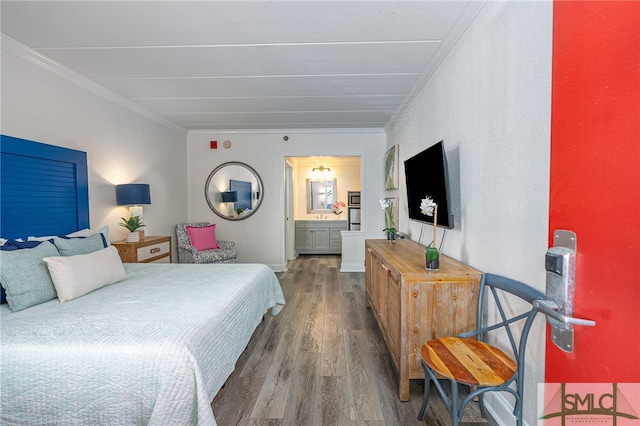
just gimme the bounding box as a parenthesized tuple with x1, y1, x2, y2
(420, 196, 438, 247)
(235, 207, 244, 215)
(426, 246, 439, 261)
(379, 198, 396, 235)
(119, 215, 145, 232)
(421, 195, 440, 270)
(384, 226, 397, 236)
(331, 201, 346, 215)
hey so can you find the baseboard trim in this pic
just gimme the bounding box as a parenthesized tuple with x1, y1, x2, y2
(267, 263, 284, 272)
(484, 393, 519, 426)
(340, 262, 365, 272)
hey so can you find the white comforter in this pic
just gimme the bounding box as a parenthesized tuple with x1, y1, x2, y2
(0, 263, 285, 426)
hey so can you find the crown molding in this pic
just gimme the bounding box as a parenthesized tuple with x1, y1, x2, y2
(188, 127, 385, 135)
(1, 34, 187, 135)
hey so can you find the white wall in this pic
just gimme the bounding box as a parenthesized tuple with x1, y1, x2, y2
(386, 2, 552, 425)
(186, 130, 386, 271)
(1, 38, 188, 253)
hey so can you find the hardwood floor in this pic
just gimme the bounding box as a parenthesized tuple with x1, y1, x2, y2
(212, 255, 497, 425)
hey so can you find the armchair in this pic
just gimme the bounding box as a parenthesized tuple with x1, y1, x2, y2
(175, 222, 238, 264)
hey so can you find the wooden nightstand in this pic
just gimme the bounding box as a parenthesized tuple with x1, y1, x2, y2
(111, 236, 172, 263)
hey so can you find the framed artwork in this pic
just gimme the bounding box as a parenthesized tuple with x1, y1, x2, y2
(384, 144, 399, 190)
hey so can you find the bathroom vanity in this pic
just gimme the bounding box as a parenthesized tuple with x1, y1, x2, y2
(295, 220, 347, 254)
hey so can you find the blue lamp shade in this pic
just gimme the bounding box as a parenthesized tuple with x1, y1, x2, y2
(221, 191, 238, 203)
(116, 184, 151, 205)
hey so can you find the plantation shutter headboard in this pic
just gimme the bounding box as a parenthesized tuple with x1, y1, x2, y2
(0, 135, 89, 240)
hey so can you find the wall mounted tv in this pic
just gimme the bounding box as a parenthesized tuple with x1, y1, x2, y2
(404, 140, 454, 229)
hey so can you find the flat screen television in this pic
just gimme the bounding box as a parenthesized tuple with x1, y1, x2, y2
(404, 140, 454, 229)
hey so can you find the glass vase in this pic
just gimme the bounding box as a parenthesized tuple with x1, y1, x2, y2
(386, 231, 396, 243)
(426, 247, 439, 271)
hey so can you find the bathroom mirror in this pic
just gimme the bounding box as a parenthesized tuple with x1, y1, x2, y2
(205, 162, 264, 221)
(307, 178, 337, 213)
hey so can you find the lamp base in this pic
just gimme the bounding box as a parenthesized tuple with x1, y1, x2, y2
(129, 205, 143, 218)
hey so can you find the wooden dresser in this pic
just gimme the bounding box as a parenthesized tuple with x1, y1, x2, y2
(365, 239, 482, 401)
(111, 236, 172, 263)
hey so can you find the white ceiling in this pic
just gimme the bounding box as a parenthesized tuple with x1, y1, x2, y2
(1, 1, 482, 131)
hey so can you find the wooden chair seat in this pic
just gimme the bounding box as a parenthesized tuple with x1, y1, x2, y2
(422, 337, 517, 387)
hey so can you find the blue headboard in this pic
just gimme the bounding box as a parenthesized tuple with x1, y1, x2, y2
(0, 135, 90, 240)
(230, 179, 252, 210)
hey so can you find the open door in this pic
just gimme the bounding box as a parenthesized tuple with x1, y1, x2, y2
(285, 161, 295, 263)
(544, 0, 640, 418)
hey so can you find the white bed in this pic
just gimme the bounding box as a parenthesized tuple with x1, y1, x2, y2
(0, 136, 286, 425)
(1, 262, 285, 425)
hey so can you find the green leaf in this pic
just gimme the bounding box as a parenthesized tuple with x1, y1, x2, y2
(119, 215, 145, 232)
(426, 247, 439, 261)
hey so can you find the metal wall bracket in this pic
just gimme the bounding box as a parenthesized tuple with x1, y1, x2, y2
(554, 229, 577, 252)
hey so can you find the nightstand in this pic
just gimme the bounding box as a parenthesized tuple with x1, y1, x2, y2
(111, 236, 172, 263)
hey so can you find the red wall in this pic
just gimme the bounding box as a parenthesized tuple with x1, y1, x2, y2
(546, 1, 640, 382)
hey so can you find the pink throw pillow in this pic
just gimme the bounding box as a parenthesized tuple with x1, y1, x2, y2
(185, 224, 220, 251)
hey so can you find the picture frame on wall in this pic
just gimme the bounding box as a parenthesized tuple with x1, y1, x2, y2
(384, 145, 399, 190)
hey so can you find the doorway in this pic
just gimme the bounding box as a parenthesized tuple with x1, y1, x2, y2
(284, 156, 362, 263)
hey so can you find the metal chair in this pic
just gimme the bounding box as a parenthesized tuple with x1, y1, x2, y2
(175, 222, 238, 264)
(417, 273, 545, 425)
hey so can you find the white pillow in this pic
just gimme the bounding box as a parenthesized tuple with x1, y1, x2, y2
(43, 246, 126, 302)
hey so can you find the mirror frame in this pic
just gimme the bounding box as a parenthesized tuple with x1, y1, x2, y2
(205, 161, 264, 221)
(306, 178, 337, 214)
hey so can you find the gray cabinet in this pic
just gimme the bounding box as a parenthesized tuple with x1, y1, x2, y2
(295, 220, 347, 254)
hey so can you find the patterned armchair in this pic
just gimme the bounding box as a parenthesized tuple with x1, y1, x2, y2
(175, 222, 238, 264)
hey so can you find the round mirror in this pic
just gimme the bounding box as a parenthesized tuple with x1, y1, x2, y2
(205, 162, 264, 221)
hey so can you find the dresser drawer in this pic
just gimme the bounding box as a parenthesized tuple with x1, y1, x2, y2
(137, 241, 170, 261)
(149, 255, 171, 263)
(330, 228, 343, 240)
(111, 236, 172, 263)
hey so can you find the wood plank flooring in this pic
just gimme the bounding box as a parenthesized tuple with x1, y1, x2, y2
(212, 255, 497, 425)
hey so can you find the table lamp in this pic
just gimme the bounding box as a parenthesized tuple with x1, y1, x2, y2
(116, 183, 151, 218)
(221, 191, 237, 216)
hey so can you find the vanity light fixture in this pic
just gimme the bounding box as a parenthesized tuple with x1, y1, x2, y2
(312, 165, 331, 172)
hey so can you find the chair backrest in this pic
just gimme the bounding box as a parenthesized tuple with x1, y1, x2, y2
(470, 273, 546, 368)
(175, 222, 210, 245)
